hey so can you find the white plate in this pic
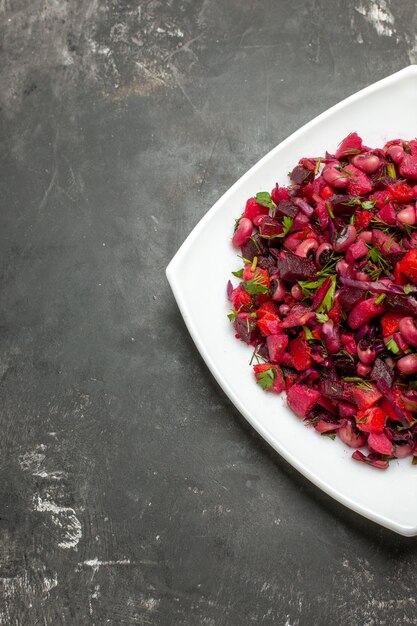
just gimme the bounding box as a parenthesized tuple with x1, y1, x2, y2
(166, 65, 417, 536)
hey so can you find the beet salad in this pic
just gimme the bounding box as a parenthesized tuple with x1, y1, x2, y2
(227, 132, 417, 469)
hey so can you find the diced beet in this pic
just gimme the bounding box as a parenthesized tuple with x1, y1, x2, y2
(289, 336, 312, 371)
(272, 368, 286, 393)
(378, 390, 410, 427)
(338, 287, 364, 312)
(398, 249, 417, 284)
(280, 304, 315, 328)
(347, 296, 386, 330)
(335, 132, 363, 159)
(372, 229, 402, 254)
(371, 358, 394, 389)
(381, 312, 403, 337)
(330, 194, 356, 217)
(315, 201, 330, 230)
(266, 334, 289, 363)
(376, 203, 396, 225)
(386, 293, 417, 315)
(338, 422, 367, 448)
(316, 395, 337, 415)
(275, 251, 317, 282)
(368, 432, 394, 456)
(258, 216, 284, 239)
(315, 420, 341, 433)
(399, 154, 417, 179)
(385, 251, 405, 268)
(387, 181, 416, 203)
(369, 189, 390, 208)
(354, 210, 373, 229)
(352, 450, 389, 470)
(320, 379, 345, 401)
(257, 301, 279, 318)
(291, 211, 310, 231)
(241, 234, 268, 262)
(356, 406, 386, 433)
(290, 166, 313, 186)
(257, 255, 277, 270)
(244, 198, 269, 221)
(271, 185, 290, 204)
(276, 199, 298, 218)
(345, 239, 368, 264)
(257, 312, 282, 336)
(338, 401, 357, 419)
(229, 284, 252, 309)
(287, 384, 320, 418)
(234, 313, 260, 344)
(349, 384, 382, 410)
(344, 164, 373, 196)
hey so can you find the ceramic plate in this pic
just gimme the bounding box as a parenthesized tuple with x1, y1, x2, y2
(166, 66, 417, 536)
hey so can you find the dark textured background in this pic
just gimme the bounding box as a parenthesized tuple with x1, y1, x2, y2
(1, 1, 417, 624)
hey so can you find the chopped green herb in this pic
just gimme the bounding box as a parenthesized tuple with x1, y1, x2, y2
(317, 276, 337, 313)
(282, 216, 293, 236)
(337, 165, 357, 179)
(343, 377, 374, 391)
(386, 163, 397, 179)
(316, 312, 329, 323)
(242, 272, 269, 295)
(249, 346, 266, 366)
(403, 223, 417, 236)
(341, 349, 355, 362)
(362, 200, 376, 210)
(317, 254, 341, 278)
(371, 216, 391, 234)
(227, 311, 237, 322)
(397, 418, 417, 431)
(256, 367, 276, 390)
(386, 338, 400, 354)
(343, 197, 376, 210)
(325, 201, 335, 219)
(262, 216, 293, 240)
(298, 276, 328, 297)
(321, 432, 336, 440)
(366, 243, 391, 279)
(250, 236, 262, 253)
(404, 284, 416, 295)
(374, 293, 386, 305)
(303, 326, 314, 340)
(340, 148, 362, 156)
(314, 158, 322, 177)
(232, 268, 244, 278)
(255, 191, 275, 211)
(233, 216, 243, 234)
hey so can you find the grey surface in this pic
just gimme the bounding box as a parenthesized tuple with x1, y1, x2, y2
(1, 1, 417, 624)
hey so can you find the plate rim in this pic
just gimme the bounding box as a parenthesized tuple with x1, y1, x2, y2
(166, 65, 417, 537)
